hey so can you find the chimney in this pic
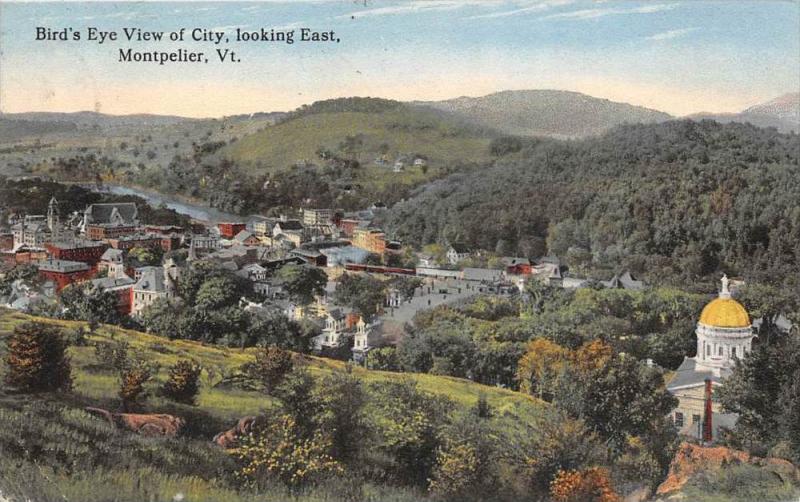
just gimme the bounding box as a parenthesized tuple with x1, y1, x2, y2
(703, 378, 713, 443)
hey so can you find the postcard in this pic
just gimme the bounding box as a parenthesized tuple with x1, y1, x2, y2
(0, 2, 798, 501)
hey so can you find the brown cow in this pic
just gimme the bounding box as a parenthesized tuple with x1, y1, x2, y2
(85, 407, 185, 437)
(213, 415, 266, 448)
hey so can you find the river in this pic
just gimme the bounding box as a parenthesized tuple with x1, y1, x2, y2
(92, 184, 247, 223)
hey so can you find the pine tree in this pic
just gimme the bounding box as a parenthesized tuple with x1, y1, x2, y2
(4, 322, 72, 392)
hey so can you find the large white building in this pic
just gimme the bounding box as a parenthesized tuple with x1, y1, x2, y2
(667, 275, 753, 441)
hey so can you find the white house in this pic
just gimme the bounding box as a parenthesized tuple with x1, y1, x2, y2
(313, 308, 347, 351)
(446, 244, 470, 265)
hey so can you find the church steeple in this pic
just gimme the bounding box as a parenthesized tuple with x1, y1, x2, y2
(47, 197, 60, 232)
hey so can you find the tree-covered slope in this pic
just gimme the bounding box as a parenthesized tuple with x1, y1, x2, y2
(418, 89, 672, 138)
(381, 120, 800, 289)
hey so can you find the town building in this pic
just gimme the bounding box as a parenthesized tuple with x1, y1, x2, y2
(667, 276, 753, 442)
(501, 257, 532, 275)
(83, 203, 139, 240)
(190, 234, 221, 250)
(89, 275, 136, 315)
(107, 233, 163, 251)
(143, 225, 184, 235)
(251, 216, 274, 237)
(302, 208, 333, 226)
(11, 198, 69, 249)
(601, 271, 645, 291)
(38, 259, 93, 292)
(352, 317, 376, 364)
(337, 218, 362, 238)
(218, 222, 247, 239)
(273, 219, 305, 247)
(45, 239, 108, 266)
(12, 215, 51, 248)
(235, 263, 270, 295)
(98, 248, 126, 278)
(446, 244, 470, 265)
(0, 233, 14, 251)
(352, 228, 387, 254)
(313, 308, 348, 351)
(1, 246, 48, 267)
(233, 230, 261, 246)
(131, 260, 180, 316)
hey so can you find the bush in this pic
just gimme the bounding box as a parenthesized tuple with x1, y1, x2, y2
(118, 358, 155, 411)
(235, 414, 342, 489)
(161, 359, 202, 405)
(550, 467, 621, 502)
(244, 346, 294, 395)
(3, 322, 72, 392)
(94, 339, 131, 371)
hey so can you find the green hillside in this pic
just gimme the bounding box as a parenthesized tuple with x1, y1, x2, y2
(0, 308, 545, 501)
(0, 309, 542, 423)
(222, 103, 495, 175)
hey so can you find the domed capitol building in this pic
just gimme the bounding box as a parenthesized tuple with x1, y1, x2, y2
(667, 275, 754, 442)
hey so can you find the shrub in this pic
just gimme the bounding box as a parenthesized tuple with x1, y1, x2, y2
(550, 467, 621, 502)
(118, 359, 155, 411)
(161, 359, 202, 405)
(244, 346, 294, 395)
(235, 414, 342, 488)
(429, 443, 480, 499)
(3, 322, 72, 392)
(94, 339, 131, 371)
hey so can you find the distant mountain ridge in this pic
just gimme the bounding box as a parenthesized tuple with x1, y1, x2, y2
(0, 111, 197, 128)
(415, 89, 674, 138)
(689, 92, 799, 133)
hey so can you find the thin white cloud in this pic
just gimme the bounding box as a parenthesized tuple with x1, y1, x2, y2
(647, 27, 698, 41)
(338, 0, 497, 19)
(468, 0, 574, 20)
(543, 3, 677, 20)
(210, 24, 252, 32)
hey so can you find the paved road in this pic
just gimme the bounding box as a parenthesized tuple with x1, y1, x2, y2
(380, 277, 481, 324)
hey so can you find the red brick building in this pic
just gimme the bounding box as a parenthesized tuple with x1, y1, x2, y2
(143, 225, 184, 235)
(218, 222, 247, 239)
(159, 235, 182, 252)
(107, 234, 163, 251)
(338, 219, 360, 238)
(38, 259, 94, 292)
(46, 240, 108, 266)
(86, 224, 138, 240)
(83, 203, 139, 241)
(502, 257, 532, 275)
(89, 275, 136, 315)
(0, 246, 48, 268)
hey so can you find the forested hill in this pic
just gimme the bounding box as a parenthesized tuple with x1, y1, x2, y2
(417, 90, 672, 138)
(381, 120, 800, 289)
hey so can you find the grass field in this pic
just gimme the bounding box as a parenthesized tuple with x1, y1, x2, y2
(0, 308, 543, 430)
(0, 307, 546, 502)
(221, 108, 494, 175)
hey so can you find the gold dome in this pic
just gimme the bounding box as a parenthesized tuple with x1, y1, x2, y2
(699, 297, 751, 328)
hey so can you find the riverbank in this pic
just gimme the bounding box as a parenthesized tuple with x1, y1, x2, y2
(88, 183, 247, 224)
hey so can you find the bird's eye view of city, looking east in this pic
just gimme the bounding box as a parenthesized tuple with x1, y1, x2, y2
(0, 1, 799, 502)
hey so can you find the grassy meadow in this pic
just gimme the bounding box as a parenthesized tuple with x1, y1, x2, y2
(0, 308, 544, 502)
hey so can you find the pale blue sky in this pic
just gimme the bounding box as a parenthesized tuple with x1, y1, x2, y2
(1, 1, 798, 117)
